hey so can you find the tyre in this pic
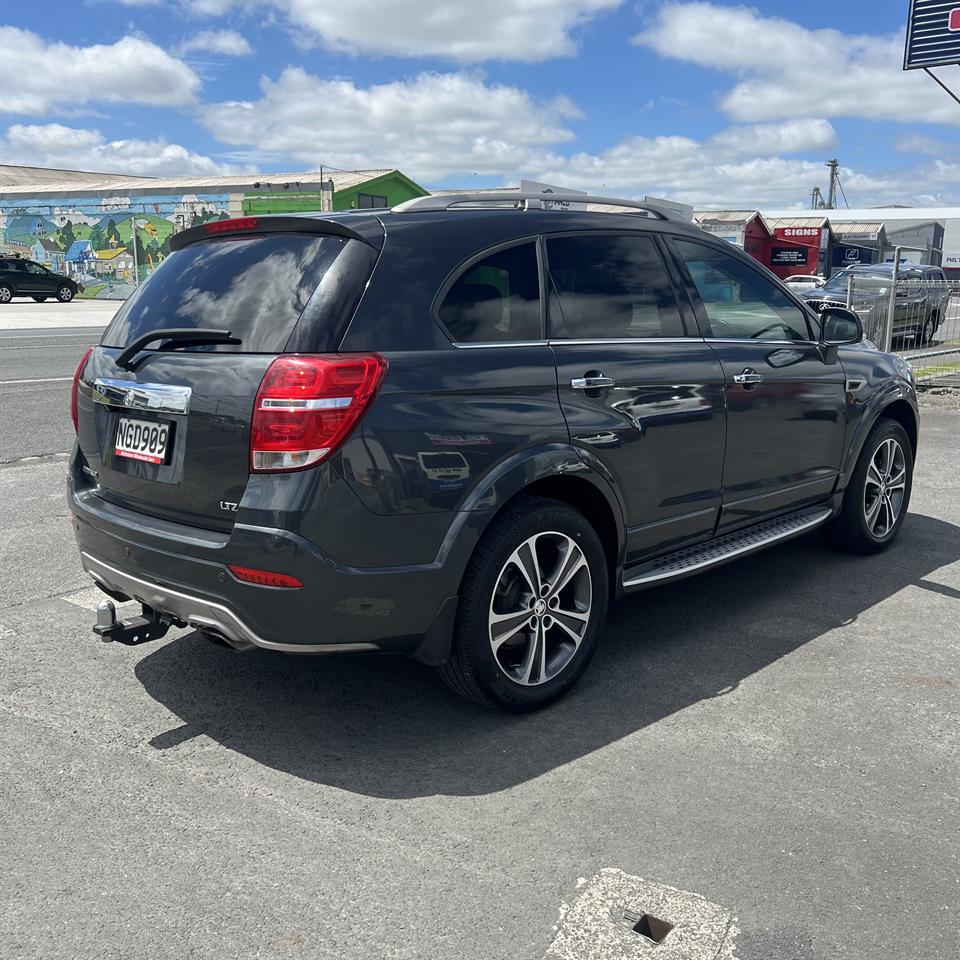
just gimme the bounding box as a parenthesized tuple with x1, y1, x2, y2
(57, 285, 74, 303)
(830, 418, 913, 555)
(0, 284, 12, 304)
(438, 496, 609, 711)
(916, 315, 934, 346)
(32, 295, 47, 302)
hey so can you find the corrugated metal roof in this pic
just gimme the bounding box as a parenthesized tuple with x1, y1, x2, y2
(0, 168, 396, 199)
(828, 221, 884, 236)
(694, 209, 761, 222)
(764, 216, 830, 229)
(0, 164, 140, 187)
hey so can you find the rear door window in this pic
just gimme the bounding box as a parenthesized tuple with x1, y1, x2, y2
(102, 233, 372, 354)
(546, 234, 684, 339)
(436, 242, 541, 343)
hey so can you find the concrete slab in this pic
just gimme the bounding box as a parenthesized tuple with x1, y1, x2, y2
(546, 870, 737, 960)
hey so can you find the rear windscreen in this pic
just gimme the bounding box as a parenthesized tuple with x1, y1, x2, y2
(102, 233, 372, 353)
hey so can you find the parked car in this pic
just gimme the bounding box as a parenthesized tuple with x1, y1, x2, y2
(801, 262, 949, 346)
(0, 256, 82, 303)
(783, 274, 824, 292)
(69, 195, 919, 711)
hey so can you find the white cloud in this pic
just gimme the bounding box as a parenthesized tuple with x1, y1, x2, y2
(202, 68, 579, 180)
(0, 28, 200, 114)
(185, 0, 620, 61)
(176, 29, 252, 57)
(633, 2, 960, 126)
(525, 119, 960, 207)
(2, 123, 240, 177)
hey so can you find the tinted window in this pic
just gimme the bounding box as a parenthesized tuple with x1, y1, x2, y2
(5, 260, 27, 273)
(547, 234, 683, 339)
(103, 234, 361, 353)
(24, 261, 46, 274)
(675, 239, 810, 341)
(438, 242, 540, 342)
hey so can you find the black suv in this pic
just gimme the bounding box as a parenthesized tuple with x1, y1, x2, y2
(69, 194, 919, 711)
(0, 256, 81, 303)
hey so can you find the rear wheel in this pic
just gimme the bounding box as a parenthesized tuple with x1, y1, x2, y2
(32, 295, 47, 302)
(57, 285, 74, 303)
(438, 496, 608, 711)
(0, 284, 12, 304)
(830, 418, 912, 554)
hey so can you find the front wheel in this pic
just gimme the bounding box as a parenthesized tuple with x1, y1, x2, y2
(56, 285, 74, 303)
(830, 418, 913, 554)
(438, 496, 609, 711)
(916, 315, 935, 346)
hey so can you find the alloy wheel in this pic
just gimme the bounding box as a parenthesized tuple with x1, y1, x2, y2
(58, 286, 73, 302)
(488, 531, 592, 686)
(863, 437, 906, 538)
(0, 286, 11, 303)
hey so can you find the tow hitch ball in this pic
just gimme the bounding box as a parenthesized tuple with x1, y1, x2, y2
(93, 599, 181, 646)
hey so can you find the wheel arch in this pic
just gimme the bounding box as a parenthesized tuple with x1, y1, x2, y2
(840, 390, 918, 490)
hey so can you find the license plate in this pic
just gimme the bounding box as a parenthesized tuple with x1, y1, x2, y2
(115, 417, 170, 464)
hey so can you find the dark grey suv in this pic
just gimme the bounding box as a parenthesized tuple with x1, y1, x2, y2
(69, 194, 919, 711)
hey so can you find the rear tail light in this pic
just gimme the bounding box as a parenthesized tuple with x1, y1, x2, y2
(71, 346, 94, 433)
(250, 354, 387, 472)
(228, 565, 303, 589)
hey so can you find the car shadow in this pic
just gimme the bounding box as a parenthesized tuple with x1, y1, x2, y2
(135, 513, 960, 798)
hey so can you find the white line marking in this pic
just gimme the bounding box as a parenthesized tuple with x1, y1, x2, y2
(0, 377, 72, 385)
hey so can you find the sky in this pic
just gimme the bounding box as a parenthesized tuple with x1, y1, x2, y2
(2, 0, 960, 209)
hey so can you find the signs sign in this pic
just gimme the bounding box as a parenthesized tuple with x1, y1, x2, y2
(771, 247, 808, 267)
(904, 0, 960, 69)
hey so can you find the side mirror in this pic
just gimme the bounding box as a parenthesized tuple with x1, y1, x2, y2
(820, 306, 863, 346)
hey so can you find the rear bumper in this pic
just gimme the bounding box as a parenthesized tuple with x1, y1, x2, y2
(69, 477, 483, 659)
(80, 552, 379, 653)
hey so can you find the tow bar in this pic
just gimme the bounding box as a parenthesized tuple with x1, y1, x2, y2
(93, 599, 183, 646)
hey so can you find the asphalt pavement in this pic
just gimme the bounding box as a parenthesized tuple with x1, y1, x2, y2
(1, 308, 959, 960)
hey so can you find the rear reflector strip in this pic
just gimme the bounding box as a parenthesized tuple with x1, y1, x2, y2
(228, 565, 303, 589)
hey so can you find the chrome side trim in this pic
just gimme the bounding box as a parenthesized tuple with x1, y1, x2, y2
(452, 340, 548, 349)
(93, 378, 192, 415)
(452, 337, 706, 349)
(622, 508, 832, 588)
(80, 552, 379, 655)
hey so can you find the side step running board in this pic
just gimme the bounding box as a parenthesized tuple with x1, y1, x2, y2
(622, 507, 833, 589)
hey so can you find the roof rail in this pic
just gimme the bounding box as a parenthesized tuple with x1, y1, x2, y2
(392, 191, 678, 221)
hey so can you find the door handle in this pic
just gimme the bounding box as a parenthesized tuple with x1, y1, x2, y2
(571, 375, 616, 390)
(732, 369, 763, 385)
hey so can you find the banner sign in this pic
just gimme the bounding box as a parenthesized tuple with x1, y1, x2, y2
(904, 0, 960, 70)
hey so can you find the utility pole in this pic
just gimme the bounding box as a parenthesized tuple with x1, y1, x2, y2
(825, 158, 840, 209)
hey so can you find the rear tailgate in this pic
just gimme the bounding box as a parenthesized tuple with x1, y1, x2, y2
(74, 218, 380, 531)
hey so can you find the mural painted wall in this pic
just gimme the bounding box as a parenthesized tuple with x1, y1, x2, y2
(0, 192, 232, 298)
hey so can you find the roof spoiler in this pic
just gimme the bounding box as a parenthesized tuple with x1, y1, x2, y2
(169, 215, 378, 252)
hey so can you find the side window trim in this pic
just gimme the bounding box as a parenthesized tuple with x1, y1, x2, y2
(431, 235, 546, 345)
(666, 235, 817, 343)
(541, 229, 690, 342)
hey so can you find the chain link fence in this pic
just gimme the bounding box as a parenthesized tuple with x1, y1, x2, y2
(807, 275, 960, 388)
